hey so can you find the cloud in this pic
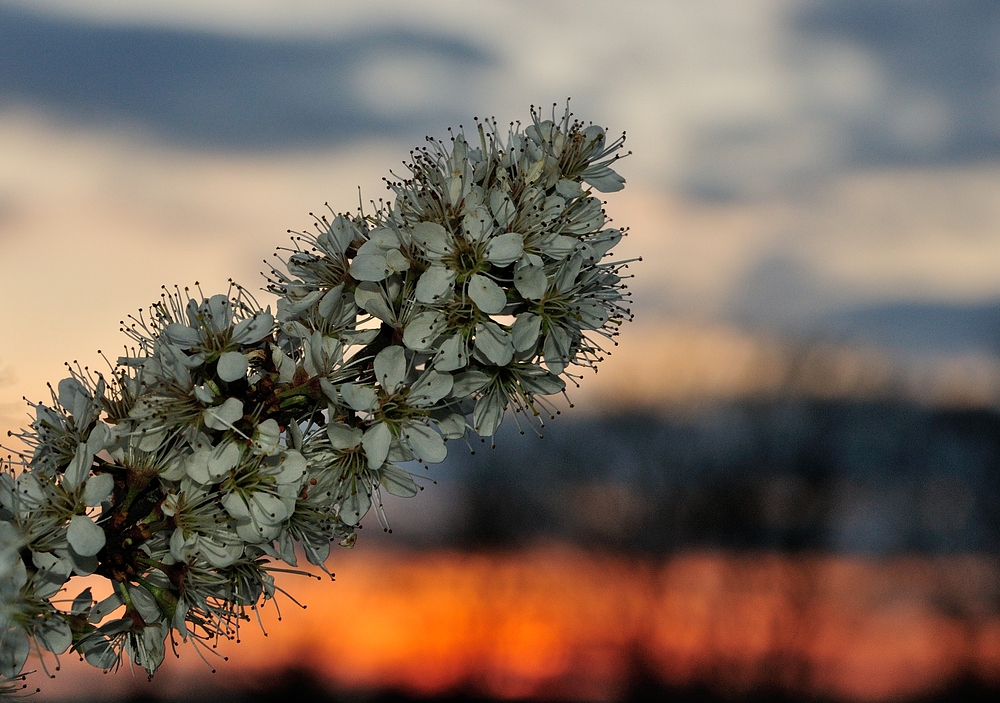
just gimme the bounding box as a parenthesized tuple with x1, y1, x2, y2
(0, 3, 492, 148)
(794, 0, 1000, 165)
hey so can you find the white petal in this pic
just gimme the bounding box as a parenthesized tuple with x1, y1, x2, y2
(589, 228, 622, 259)
(361, 422, 392, 469)
(462, 206, 492, 241)
(36, 614, 72, 655)
(410, 221, 452, 258)
(574, 300, 609, 330)
(0, 627, 29, 678)
(538, 233, 578, 259)
(403, 311, 445, 351)
(231, 311, 274, 344)
(304, 540, 330, 566)
(205, 295, 232, 333)
(467, 274, 507, 314)
(31, 551, 72, 598)
(436, 413, 468, 440)
(67, 515, 106, 557)
(368, 227, 402, 249)
(554, 253, 583, 293)
(387, 438, 414, 463)
(556, 178, 584, 199)
(136, 423, 167, 452)
(339, 484, 371, 526)
(409, 369, 453, 406)
(327, 422, 363, 450)
(86, 422, 110, 455)
(81, 634, 117, 670)
(275, 450, 307, 484)
(339, 383, 378, 412)
(185, 447, 212, 484)
(434, 333, 468, 372)
(582, 164, 626, 192)
(514, 265, 548, 300)
(374, 345, 407, 393)
(486, 232, 524, 266)
(249, 492, 289, 525)
(473, 389, 506, 437)
(127, 584, 161, 624)
(518, 368, 566, 395)
(253, 419, 281, 455)
(379, 464, 418, 497)
(271, 345, 296, 384)
(207, 442, 241, 480)
(474, 321, 514, 366)
(203, 398, 244, 431)
(318, 284, 346, 320)
(354, 281, 382, 310)
(89, 592, 124, 623)
(163, 323, 201, 348)
(415, 265, 456, 304)
(350, 253, 390, 281)
(216, 351, 248, 382)
(322, 215, 359, 253)
(198, 535, 243, 568)
(221, 492, 251, 521)
(82, 473, 114, 506)
(72, 587, 94, 616)
(543, 327, 572, 375)
(451, 370, 491, 396)
(512, 313, 542, 353)
(401, 422, 447, 464)
(386, 248, 410, 272)
(237, 518, 277, 544)
(63, 442, 92, 492)
(490, 190, 516, 228)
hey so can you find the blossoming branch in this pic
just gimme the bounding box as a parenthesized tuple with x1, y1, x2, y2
(0, 105, 633, 687)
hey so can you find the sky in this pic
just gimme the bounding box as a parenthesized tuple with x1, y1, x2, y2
(4, 4, 1000, 699)
(2, 0, 1000, 432)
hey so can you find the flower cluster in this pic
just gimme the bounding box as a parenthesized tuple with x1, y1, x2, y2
(0, 105, 633, 686)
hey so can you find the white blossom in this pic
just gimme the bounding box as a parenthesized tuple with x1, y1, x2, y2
(0, 103, 633, 683)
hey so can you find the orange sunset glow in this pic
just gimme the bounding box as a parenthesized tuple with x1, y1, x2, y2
(29, 546, 1000, 703)
(5, 5, 1000, 703)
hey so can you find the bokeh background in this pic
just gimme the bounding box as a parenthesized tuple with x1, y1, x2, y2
(2, 1, 1000, 701)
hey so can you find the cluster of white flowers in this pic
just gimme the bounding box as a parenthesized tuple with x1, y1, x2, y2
(0, 105, 633, 686)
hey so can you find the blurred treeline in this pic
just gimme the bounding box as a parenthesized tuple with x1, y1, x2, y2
(398, 400, 1000, 555)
